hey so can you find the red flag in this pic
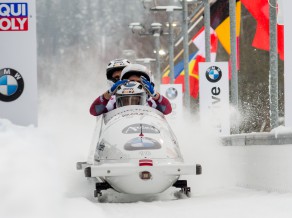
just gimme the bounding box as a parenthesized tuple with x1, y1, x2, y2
(241, 0, 284, 60)
(278, 24, 284, 60)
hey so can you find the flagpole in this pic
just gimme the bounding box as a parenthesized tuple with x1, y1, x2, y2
(269, 0, 278, 129)
(230, 0, 239, 134)
(183, 0, 190, 110)
(204, 0, 211, 62)
(154, 32, 161, 85)
(167, 9, 175, 84)
(151, 23, 162, 87)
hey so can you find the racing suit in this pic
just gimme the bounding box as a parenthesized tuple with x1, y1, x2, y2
(90, 94, 172, 116)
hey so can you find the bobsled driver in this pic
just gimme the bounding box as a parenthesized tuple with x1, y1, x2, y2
(90, 64, 172, 116)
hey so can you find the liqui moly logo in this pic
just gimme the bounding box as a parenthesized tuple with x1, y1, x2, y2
(0, 3, 28, 31)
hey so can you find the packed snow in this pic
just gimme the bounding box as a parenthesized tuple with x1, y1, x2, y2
(270, 125, 292, 137)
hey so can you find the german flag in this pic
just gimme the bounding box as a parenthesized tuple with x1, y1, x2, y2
(210, 0, 241, 55)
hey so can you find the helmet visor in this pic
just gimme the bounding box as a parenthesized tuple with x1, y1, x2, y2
(116, 94, 146, 107)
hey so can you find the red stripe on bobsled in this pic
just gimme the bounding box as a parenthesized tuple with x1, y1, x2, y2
(139, 159, 153, 166)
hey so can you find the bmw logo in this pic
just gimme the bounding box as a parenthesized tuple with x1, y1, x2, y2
(0, 68, 24, 102)
(205, 66, 222, 83)
(165, 87, 178, 100)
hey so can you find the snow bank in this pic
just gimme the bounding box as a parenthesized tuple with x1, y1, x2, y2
(167, 112, 236, 193)
(270, 125, 292, 138)
(0, 119, 61, 218)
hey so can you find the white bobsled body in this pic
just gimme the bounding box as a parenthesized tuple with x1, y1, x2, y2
(79, 105, 200, 195)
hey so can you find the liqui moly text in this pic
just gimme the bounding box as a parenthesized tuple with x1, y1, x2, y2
(0, 3, 28, 31)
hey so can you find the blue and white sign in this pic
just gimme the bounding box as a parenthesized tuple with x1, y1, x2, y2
(199, 62, 230, 136)
(0, 68, 24, 102)
(0, 0, 37, 126)
(205, 66, 222, 83)
(160, 84, 183, 120)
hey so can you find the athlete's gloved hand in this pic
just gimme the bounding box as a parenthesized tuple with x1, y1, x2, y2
(109, 79, 128, 95)
(140, 76, 157, 98)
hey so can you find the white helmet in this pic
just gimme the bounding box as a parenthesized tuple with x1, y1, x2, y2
(120, 64, 152, 82)
(115, 81, 147, 108)
(106, 58, 131, 82)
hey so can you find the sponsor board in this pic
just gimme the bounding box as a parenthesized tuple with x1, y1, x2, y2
(0, 0, 37, 126)
(199, 62, 230, 135)
(160, 84, 183, 120)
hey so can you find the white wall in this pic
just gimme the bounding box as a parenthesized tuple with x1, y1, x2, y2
(229, 145, 292, 192)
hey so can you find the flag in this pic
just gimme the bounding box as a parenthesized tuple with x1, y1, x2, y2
(190, 26, 218, 99)
(210, 0, 241, 55)
(162, 52, 197, 90)
(241, 0, 284, 60)
(210, 0, 241, 75)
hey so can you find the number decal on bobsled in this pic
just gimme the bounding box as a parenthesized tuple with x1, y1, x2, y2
(139, 151, 151, 157)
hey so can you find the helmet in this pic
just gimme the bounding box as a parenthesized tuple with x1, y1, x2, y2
(115, 81, 147, 108)
(120, 64, 152, 82)
(106, 58, 131, 82)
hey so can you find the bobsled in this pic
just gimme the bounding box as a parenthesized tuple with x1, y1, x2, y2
(77, 105, 202, 197)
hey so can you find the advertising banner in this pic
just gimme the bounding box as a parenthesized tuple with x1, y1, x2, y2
(199, 62, 230, 135)
(0, 1, 37, 126)
(160, 84, 183, 120)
